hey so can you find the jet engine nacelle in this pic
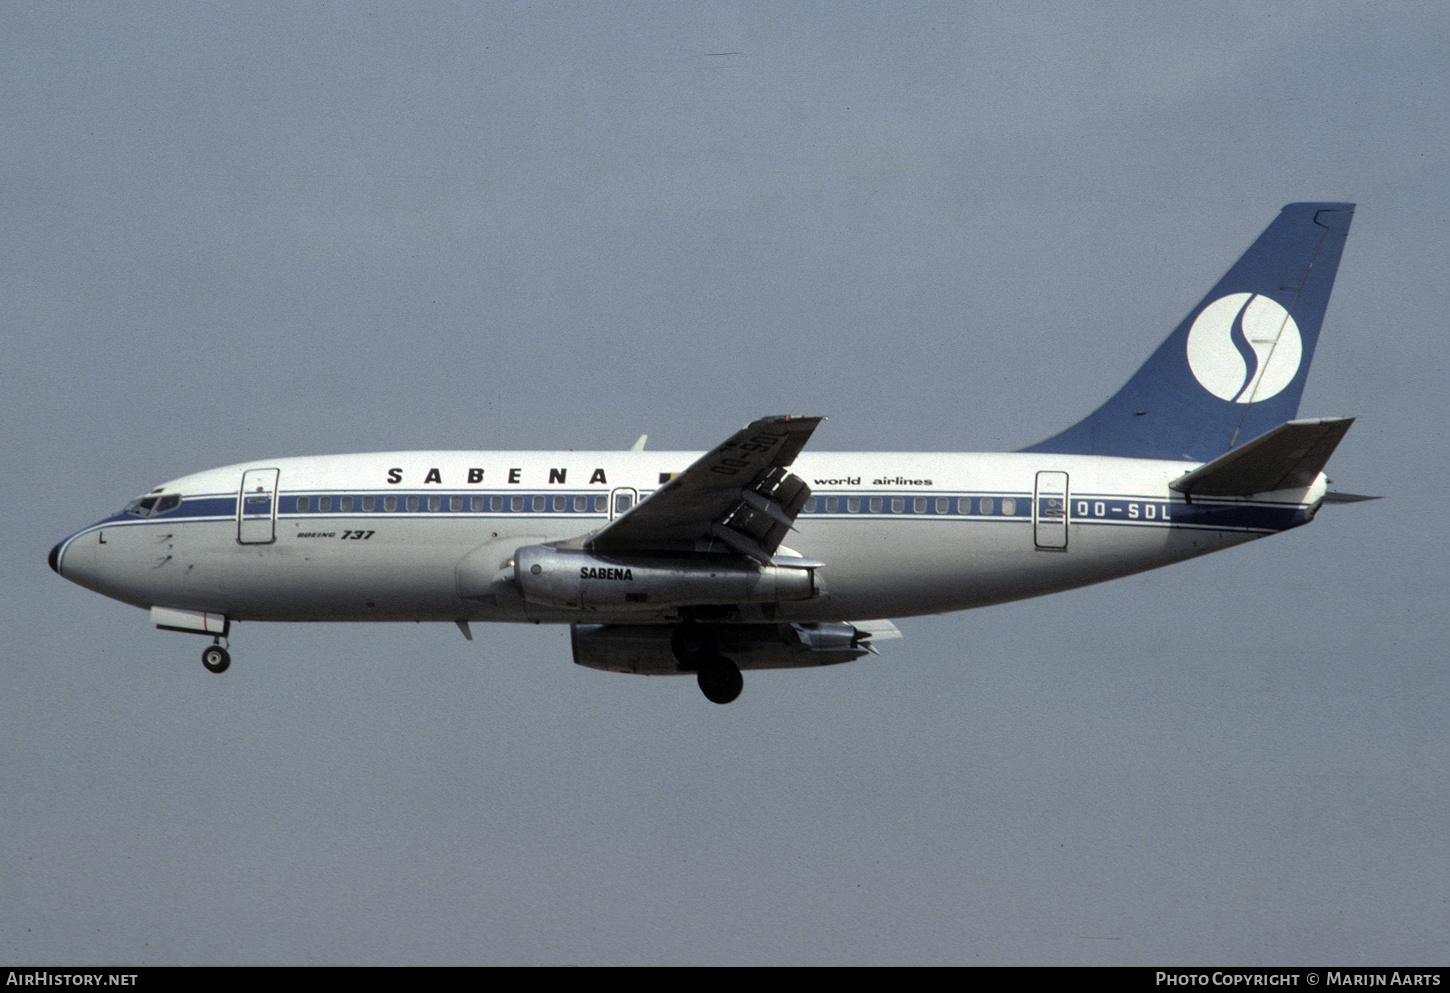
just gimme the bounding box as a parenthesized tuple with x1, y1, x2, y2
(514, 545, 817, 611)
(571, 622, 872, 674)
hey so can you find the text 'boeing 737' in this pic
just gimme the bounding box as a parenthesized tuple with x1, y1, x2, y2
(50, 202, 1371, 703)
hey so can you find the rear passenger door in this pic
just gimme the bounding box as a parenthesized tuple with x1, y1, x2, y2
(1034, 471, 1069, 550)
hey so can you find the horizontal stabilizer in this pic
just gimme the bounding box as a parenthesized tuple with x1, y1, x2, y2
(1321, 491, 1380, 504)
(1169, 417, 1354, 498)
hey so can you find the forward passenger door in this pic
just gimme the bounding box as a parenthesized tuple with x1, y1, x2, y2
(238, 468, 280, 544)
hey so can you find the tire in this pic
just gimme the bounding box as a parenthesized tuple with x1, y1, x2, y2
(696, 656, 743, 704)
(202, 645, 231, 674)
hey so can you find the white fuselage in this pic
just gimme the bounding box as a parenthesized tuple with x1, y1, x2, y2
(53, 449, 1325, 626)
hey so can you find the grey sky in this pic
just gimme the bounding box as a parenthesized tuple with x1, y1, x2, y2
(4, 2, 1448, 964)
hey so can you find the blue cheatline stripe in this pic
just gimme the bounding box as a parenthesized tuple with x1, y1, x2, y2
(275, 490, 623, 516)
(184, 496, 239, 518)
(802, 490, 1304, 533)
(72, 486, 1308, 538)
(803, 492, 1033, 518)
(1068, 499, 1305, 533)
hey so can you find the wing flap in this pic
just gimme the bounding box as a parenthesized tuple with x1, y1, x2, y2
(586, 415, 823, 559)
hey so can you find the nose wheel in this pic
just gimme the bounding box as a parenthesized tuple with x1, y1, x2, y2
(201, 641, 231, 674)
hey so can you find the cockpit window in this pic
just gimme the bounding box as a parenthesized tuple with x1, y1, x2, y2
(124, 493, 181, 517)
(124, 496, 158, 517)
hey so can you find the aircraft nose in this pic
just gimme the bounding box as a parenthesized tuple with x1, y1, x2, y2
(49, 542, 62, 575)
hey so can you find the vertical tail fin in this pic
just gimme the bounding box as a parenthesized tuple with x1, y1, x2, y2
(1023, 202, 1355, 462)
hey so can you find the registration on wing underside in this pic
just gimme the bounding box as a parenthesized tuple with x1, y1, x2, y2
(585, 415, 822, 563)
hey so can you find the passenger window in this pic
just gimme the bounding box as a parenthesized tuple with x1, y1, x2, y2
(491, 495, 503, 512)
(428, 495, 441, 512)
(532, 495, 545, 512)
(614, 492, 634, 514)
(847, 496, 861, 513)
(362, 496, 376, 512)
(471, 496, 483, 512)
(869, 496, 883, 513)
(553, 495, 566, 512)
(574, 495, 587, 512)
(406, 495, 419, 512)
(980, 497, 994, 515)
(510, 495, 523, 512)
(384, 495, 398, 512)
(594, 494, 608, 513)
(318, 496, 332, 513)
(297, 496, 310, 513)
(340, 496, 354, 513)
(826, 496, 839, 513)
(936, 497, 948, 514)
(891, 497, 904, 513)
(913, 497, 926, 513)
(1002, 498, 1016, 516)
(804, 497, 817, 513)
(449, 495, 462, 512)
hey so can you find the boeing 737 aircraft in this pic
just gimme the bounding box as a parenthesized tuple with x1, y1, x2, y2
(50, 203, 1364, 703)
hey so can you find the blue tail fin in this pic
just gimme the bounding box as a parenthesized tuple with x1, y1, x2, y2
(1023, 202, 1355, 462)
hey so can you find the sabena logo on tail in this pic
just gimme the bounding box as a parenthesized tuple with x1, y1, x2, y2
(1185, 293, 1302, 403)
(1022, 202, 1352, 462)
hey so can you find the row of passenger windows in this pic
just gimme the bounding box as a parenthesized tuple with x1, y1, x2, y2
(286, 493, 1021, 516)
(136, 491, 1023, 518)
(291, 493, 612, 514)
(803, 495, 1022, 516)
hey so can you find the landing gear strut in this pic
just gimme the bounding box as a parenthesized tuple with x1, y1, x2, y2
(673, 621, 743, 704)
(201, 640, 230, 674)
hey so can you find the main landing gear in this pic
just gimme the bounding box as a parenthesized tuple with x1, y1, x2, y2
(672, 622, 743, 705)
(695, 657, 743, 705)
(201, 639, 231, 674)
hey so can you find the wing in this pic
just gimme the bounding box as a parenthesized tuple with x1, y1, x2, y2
(585, 415, 823, 564)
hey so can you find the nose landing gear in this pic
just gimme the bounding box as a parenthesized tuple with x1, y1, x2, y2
(201, 639, 231, 674)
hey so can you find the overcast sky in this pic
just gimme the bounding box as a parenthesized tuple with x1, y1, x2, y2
(5, 2, 1448, 965)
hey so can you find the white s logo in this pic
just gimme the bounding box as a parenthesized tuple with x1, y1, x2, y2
(1186, 293, 1302, 403)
